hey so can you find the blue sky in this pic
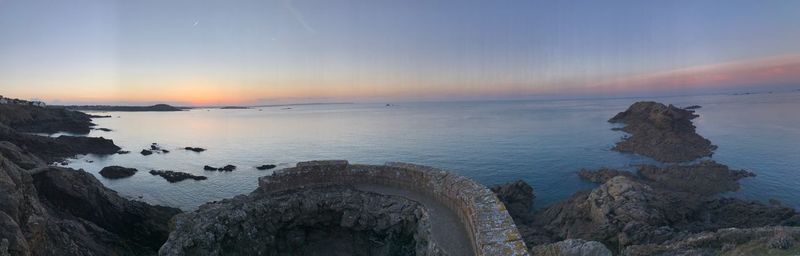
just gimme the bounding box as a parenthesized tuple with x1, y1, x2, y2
(1, 0, 799, 105)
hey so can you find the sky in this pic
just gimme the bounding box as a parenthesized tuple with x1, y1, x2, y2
(1, 0, 799, 105)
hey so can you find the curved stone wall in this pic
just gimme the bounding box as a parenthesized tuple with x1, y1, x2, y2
(258, 160, 530, 256)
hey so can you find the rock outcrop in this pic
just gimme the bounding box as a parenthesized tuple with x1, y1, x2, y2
(528, 173, 799, 252)
(149, 170, 207, 183)
(159, 186, 441, 256)
(0, 142, 181, 256)
(183, 147, 205, 152)
(0, 104, 95, 134)
(609, 101, 716, 162)
(530, 239, 612, 256)
(637, 160, 755, 196)
(256, 164, 277, 170)
(99, 166, 138, 179)
(491, 180, 535, 224)
(0, 124, 119, 163)
(623, 226, 800, 256)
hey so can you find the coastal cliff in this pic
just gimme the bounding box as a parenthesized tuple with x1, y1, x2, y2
(0, 103, 180, 256)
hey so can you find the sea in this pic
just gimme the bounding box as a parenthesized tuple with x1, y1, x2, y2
(62, 91, 800, 211)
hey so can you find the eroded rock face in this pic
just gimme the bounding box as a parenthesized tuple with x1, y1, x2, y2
(529, 174, 799, 251)
(160, 186, 442, 256)
(623, 226, 800, 256)
(609, 101, 716, 162)
(0, 142, 181, 256)
(530, 239, 612, 256)
(491, 180, 535, 224)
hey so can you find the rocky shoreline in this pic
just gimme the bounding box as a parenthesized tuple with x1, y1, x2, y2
(0, 103, 181, 256)
(2, 100, 798, 255)
(490, 101, 800, 255)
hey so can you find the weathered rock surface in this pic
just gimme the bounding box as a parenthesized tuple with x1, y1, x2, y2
(159, 186, 441, 256)
(638, 160, 755, 196)
(0, 143, 181, 256)
(530, 239, 612, 256)
(528, 174, 799, 252)
(99, 166, 138, 179)
(149, 170, 207, 183)
(609, 101, 716, 162)
(491, 180, 535, 224)
(623, 226, 800, 256)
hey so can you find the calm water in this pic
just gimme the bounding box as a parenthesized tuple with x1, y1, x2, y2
(64, 92, 800, 211)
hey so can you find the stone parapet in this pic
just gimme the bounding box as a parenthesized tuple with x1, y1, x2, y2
(258, 160, 530, 256)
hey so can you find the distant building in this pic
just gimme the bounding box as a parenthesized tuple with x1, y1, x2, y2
(0, 96, 7, 104)
(31, 101, 46, 107)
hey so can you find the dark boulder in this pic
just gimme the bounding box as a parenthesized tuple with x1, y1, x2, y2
(256, 164, 277, 170)
(99, 166, 138, 179)
(140, 149, 153, 156)
(184, 147, 205, 152)
(149, 170, 207, 183)
(219, 165, 236, 172)
(203, 165, 218, 171)
(491, 180, 535, 224)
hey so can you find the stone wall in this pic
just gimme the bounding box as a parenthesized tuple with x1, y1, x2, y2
(258, 160, 530, 256)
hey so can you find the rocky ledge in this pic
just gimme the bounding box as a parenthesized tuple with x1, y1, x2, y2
(609, 101, 717, 162)
(0, 104, 95, 134)
(159, 185, 441, 256)
(0, 142, 181, 256)
(149, 170, 207, 183)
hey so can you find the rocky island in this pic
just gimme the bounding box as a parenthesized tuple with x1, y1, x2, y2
(608, 101, 717, 162)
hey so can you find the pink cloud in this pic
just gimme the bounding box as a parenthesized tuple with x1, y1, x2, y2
(582, 55, 800, 93)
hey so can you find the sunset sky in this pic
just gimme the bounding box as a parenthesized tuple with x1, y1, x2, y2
(1, 0, 799, 105)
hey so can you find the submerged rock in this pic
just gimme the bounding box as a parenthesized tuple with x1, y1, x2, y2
(99, 166, 138, 179)
(149, 170, 207, 183)
(219, 165, 236, 172)
(255, 164, 276, 170)
(609, 101, 716, 162)
(159, 186, 440, 256)
(140, 149, 153, 156)
(203, 165, 217, 171)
